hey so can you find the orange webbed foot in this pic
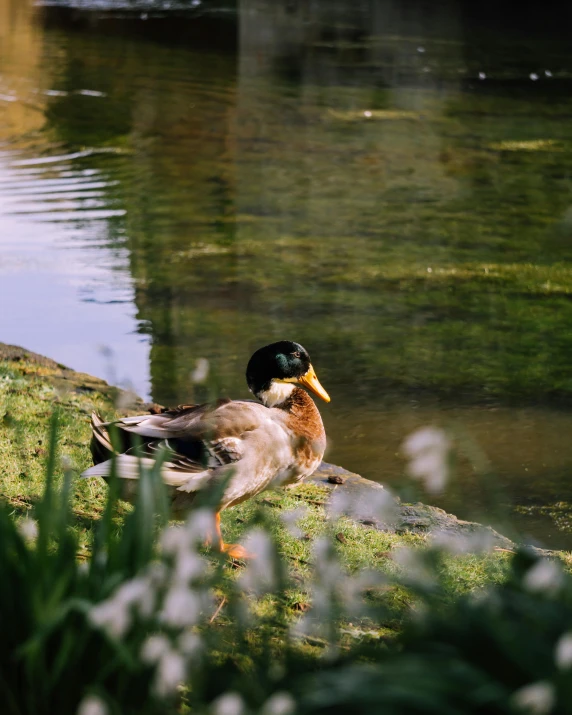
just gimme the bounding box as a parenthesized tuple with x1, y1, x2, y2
(221, 543, 255, 561)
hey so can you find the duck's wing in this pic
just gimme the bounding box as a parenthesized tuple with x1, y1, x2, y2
(82, 400, 284, 493)
(112, 398, 262, 443)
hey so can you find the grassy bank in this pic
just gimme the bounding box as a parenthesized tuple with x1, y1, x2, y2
(0, 344, 509, 593)
(5, 346, 572, 713)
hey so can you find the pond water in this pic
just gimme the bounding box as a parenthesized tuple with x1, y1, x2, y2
(2, 0, 572, 546)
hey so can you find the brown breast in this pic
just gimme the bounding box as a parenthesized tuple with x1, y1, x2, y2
(279, 387, 327, 465)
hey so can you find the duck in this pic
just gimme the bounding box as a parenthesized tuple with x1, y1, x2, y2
(81, 340, 330, 559)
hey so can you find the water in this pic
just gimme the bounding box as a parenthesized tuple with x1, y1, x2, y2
(3, 0, 572, 546)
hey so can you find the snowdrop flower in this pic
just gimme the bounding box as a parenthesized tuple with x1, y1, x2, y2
(555, 632, 572, 669)
(18, 518, 38, 541)
(530, 73, 539, 81)
(186, 508, 217, 543)
(239, 529, 277, 594)
(431, 530, 494, 554)
(191, 358, 209, 384)
(512, 681, 555, 714)
(327, 490, 351, 520)
(115, 389, 140, 412)
(523, 559, 563, 594)
(173, 548, 206, 584)
(114, 576, 155, 618)
(352, 486, 396, 524)
(339, 569, 388, 615)
(179, 631, 203, 658)
(312, 537, 341, 589)
(89, 599, 131, 639)
(90, 576, 155, 637)
(280, 505, 308, 538)
(160, 525, 191, 556)
(479, 72, 486, 79)
(147, 561, 168, 586)
(211, 692, 245, 715)
(402, 427, 451, 493)
(327, 485, 396, 525)
(77, 694, 108, 715)
(141, 634, 171, 665)
(154, 650, 187, 697)
(115, 576, 151, 606)
(393, 547, 436, 588)
(160, 586, 202, 627)
(261, 692, 296, 715)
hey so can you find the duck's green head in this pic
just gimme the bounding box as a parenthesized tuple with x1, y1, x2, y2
(246, 340, 330, 407)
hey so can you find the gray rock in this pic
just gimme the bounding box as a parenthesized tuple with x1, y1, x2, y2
(311, 462, 515, 550)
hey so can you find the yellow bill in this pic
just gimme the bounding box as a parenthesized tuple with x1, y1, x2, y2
(297, 365, 331, 403)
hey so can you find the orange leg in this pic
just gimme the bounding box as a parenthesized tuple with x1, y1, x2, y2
(212, 511, 254, 561)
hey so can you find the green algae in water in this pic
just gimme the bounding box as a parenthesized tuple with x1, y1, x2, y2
(4, 3, 572, 544)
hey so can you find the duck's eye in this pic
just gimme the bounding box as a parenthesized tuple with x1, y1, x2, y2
(292, 351, 301, 358)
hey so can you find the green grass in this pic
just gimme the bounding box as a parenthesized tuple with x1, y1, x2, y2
(5, 353, 572, 715)
(0, 353, 512, 607)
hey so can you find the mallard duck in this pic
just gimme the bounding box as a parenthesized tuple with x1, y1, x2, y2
(81, 341, 330, 559)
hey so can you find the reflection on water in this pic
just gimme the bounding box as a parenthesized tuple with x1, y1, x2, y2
(3, 0, 572, 545)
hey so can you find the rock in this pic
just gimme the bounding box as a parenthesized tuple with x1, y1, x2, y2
(0, 342, 145, 411)
(311, 462, 515, 549)
(0, 341, 543, 554)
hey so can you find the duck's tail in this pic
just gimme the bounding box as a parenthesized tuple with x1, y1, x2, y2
(83, 413, 211, 490)
(90, 412, 114, 465)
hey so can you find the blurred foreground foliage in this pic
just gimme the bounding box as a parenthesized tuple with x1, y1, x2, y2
(2, 410, 572, 715)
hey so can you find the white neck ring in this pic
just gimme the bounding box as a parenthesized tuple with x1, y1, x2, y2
(258, 381, 296, 407)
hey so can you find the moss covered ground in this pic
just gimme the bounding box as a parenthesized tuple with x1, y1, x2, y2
(0, 348, 521, 628)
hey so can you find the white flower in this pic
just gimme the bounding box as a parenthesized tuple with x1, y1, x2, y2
(173, 549, 206, 584)
(327, 490, 351, 520)
(403, 427, 449, 457)
(327, 485, 395, 525)
(115, 389, 140, 411)
(523, 559, 563, 594)
(116, 575, 156, 617)
(191, 358, 209, 384)
(431, 530, 494, 554)
(89, 575, 156, 637)
(393, 547, 436, 588)
(238, 529, 277, 594)
(211, 692, 244, 715)
(261, 692, 296, 715)
(160, 525, 190, 555)
(512, 681, 555, 714)
(555, 632, 572, 669)
(89, 599, 130, 639)
(147, 561, 168, 586)
(280, 506, 308, 538)
(115, 577, 149, 606)
(154, 650, 187, 697)
(18, 518, 38, 541)
(179, 631, 203, 658)
(186, 508, 217, 543)
(402, 427, 451, 494)
(141, 634, 171, 665)
(160, 586, 202, 627)
(313, 537, 339, 578)
(77, 694, 108, 715)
